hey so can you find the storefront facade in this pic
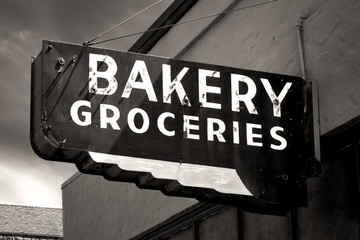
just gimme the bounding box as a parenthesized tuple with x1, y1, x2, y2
(62, 0, 360, 239)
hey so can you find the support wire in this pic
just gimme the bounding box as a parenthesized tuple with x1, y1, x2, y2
(85, 0, 166, 45)
(88, 0, 279, 46)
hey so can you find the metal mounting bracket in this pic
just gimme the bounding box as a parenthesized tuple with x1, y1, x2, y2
(296, 14, 321, 177)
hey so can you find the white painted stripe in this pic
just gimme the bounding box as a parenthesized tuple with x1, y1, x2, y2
(89, 152, 253, 196)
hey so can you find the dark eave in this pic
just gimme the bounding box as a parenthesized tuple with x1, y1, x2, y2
(128, 0, 198, 54)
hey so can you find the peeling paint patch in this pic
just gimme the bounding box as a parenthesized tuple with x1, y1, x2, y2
(162, 64, 190, 105)
(90, 151, 253, 196)
(121, 60, 158, 102)
(89, 54, 118, 95)
(260, 78, 292, 117)
(183, 115, 199, 140)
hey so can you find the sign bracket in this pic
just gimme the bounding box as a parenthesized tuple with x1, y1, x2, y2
(296, 14, 321, 177)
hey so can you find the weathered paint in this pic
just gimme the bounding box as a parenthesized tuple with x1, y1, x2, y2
(260, 78, 293, 118)
(89, 54, 118, 95)
(121, 60, 158, 102)
(62, 0, 360, 239)
(151, 0, 360, 135)
(162, 64, 190, 106)
(90, 151, 252, 195)
(32, 40, 307, 208)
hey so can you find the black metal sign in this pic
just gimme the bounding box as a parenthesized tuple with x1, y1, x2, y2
(31, 40, 307, 213)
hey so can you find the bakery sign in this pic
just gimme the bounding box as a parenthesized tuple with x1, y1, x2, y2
(31, 40, 307, 213)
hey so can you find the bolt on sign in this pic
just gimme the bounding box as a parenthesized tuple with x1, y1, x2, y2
(31, 40, 308, 214)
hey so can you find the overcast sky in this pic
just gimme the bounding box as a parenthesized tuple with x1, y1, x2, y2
(0, 0, 173, 208)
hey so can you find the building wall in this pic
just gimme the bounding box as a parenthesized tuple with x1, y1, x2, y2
(131, 144, 359, 239)
(63, 0, 360, 239)
(62, 173, 197, 240)
(150, 0, 360, 134)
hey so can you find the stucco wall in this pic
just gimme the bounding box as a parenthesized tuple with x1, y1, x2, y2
(302, 0, 360, 133)
(63, 0, 360, 239)
(150, 0, 360, 134)
(150, 0, 360, 238)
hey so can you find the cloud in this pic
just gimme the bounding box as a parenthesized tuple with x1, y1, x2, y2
(0, 164, 64, 208)
(0, 0, 172, 208)
(0, 147, 76, 208)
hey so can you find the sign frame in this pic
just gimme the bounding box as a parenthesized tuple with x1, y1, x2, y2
(31, 40, 308, 214)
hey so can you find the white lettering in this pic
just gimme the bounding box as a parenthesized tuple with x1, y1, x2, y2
(270, 126, 287, 150)
(231, 74, 258, 114)
(128, 108, 150, 134)
(157, 112, 175, 137)
(207, 118, 226, 142)
(81, 56, 297, 152)
(162, 64, 190, 106)
(260, 78, 292, 117)
(89, 54, 118, 95)
(70, 100, 92, 126)
(246, 123, 263, 147)
(121, 60, 157, 102)
(183, 115, 200, 140)
(100, 104, 120, 130)
(233, 121, 240, 144)
(199, 69, 221, 109)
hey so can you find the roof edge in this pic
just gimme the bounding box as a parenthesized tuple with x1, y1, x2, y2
(0, 232, 62, 239)
(61, 171, 82, 190)
(128, 0, 198, 54)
